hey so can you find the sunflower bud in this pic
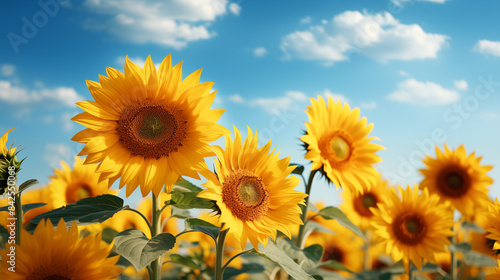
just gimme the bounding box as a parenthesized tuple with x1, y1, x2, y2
(0, 129, 23, 195)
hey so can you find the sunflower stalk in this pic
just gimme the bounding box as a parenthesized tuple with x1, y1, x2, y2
(13, 182, 23, 245)
(215, 226, 228, 280)
(149, 193, 163, 280)
(296, 169, 317, 248)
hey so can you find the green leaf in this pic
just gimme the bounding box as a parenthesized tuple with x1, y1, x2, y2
(170, 191, 215, 209)
(174, 177, 203, 193)
(102, 227, 119, 244)
(171, 206, 191, 219)
(303, 244, 323, 264)
(18, 179, 39, 193)
(290, 163, 305, 175)
(184, 218, 220, 242)
(0, 225, 8, 251)
(312, 276, 324, 280)
(321, 260, 353, 273)
(114, 229, 176, 271)
(0, 202, 46, 214)
(317, 207, 366, 241)
(25, 194, 125, 231)
(303, 220, 334, 238)
(252, 238, 316, 280)
(463, 251, 496, 267)
(461, 221, 485, 233)
(168, 254, 198, 269)
(224, 263, 265, 279)
(308, 202, 319, 213)
(448, 242, 472, 253)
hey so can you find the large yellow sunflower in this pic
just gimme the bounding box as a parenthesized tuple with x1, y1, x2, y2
(305, 220, 364, 275)
(48, 156, 114, 207)
(72, 55, 227, 197)
(420, 144, 493, 219)
(300, 96, 384, 193)
(340, 174, 392, 230)
(198, 126, 307, 250)
(484, 199, 500, 249)
(371, 185, 454, 270)
(0, 219, 122, 279)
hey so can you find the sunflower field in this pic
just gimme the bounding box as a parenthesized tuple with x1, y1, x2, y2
(0, 54, 498, 280)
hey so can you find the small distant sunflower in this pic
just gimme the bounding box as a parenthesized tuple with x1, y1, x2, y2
(306, 221, 364, 275)
(300, 96, 384, 193)
(48, 156, 113, 207)
(420, 144, 493, 219)
(198, 126, 307, 250)
(72, 55, 227, 197)
(371, 186, 454, 270)
(341, 175, 391, 230)
(0, 128, 23, 195)
(0, 219, 122, 279)
(484, 199, 500, 249)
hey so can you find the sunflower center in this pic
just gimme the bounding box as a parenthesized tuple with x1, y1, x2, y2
(392, 212, 427, 245)
(27, 266, 72, 280)
(322, 245, 344, 262)
(330, 136, 350, 161)
(66, 183, 93, 204)
(437, 166, 471, 198)
(353, 193, 378, 217)
(222, 169, 270, 221)
(117, 100, 187, 159)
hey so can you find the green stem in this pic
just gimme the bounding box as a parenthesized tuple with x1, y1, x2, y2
(215, 226, 228, 280)
(295, 170, 317, 248)
(125, 207, 153, 234)
(450, 224, 457, 280)
(222, 249, 252, 271)
(14, 182, 22, 245)
(149, 194, 162, 280)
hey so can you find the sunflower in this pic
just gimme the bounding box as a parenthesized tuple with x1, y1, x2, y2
(305, 220, 364, 275)
(0, 219, 122, 279)
(487, 260, 500, 280)
(470, 209, 498, 257)
(0, 128, 23, 195)
(341, 174, 392, 230)
(72, 55, 227, 197)
(484, 199, 500, 249)
(300, 96, 383, 193)
(198, 126, 307, 250)
(420, 144, 493, 219)
(371, 185, 454, 270)
(48, 156, 114, 208)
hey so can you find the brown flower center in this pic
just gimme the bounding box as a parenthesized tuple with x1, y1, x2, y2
(322, 245, 345, 262)
(437, 165, 470, 198)
(320, 132, 353, 169)
(222, 169, 270, 221)
(28, 266, 72, 280)
(66, 182, 94, 204)
(353, 192, 378, 217)
(117, 100, 186, 159)
(392, 212, 427, 245)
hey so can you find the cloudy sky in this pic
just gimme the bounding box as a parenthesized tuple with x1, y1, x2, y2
(1, 0, 499, 206)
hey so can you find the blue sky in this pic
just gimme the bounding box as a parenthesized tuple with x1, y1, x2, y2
(1, 0, 499, 207)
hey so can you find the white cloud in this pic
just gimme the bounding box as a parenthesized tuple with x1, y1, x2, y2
(62, 112, 77, 132)
(253, 47, 268, 58)
(228, 94, 246, 104)
(454, 80, 468, 91)
(115, 56, 162, 68)
(360, 101, 377, 109)
(82, 0, 240, 49)
(388, 78, 460, 105)
(227, 91, 309, 115)
(44, 144, 75, 168)
(322, 89, 350, 104)
(481, 112, 498, 120)
(300, 16, 311, 24)
(473, 40, 500, 57)
(228, 3, 241, 15)
(398, 70, 409, 76)
(281, 10, 448, 65)
(0, 81, 83, 108)
(1, 64, 15, 76)
(393, 0, 447, 4)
